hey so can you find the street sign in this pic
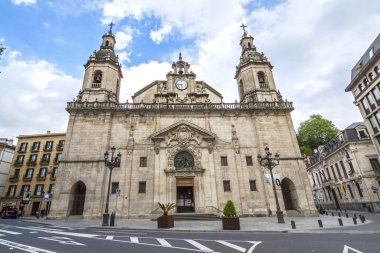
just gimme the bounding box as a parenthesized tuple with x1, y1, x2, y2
(43, 193, 50, 201)
(115, 188, 121, 196)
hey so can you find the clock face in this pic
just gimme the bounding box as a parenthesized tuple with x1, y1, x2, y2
(176, 80, 188, 90)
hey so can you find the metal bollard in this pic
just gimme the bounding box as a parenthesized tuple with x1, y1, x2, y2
(359, 215, 365, 223)
(331, 212, 334, 216)
(338, 218, 343, 226)
(353, 217, 357, 225)
(353, 214, 357, 219)
(345, 213, 349, 218)
(338, 212, 341, 217)
(318, 219, 323, 228)
(291, 220, 296, 229)
(110, 212, 115, 226)
(326, 212, 328, 216)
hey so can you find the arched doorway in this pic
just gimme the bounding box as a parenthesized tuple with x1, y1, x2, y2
(69, 181, 86, 216)
(281, 178, 298, 210)
(175, 151, 195, 213)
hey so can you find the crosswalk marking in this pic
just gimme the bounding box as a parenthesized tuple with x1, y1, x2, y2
(186, 239, 213, 252)
(157, 238, 171, 247)
(216, 240, 246, 252)
(0, 229, 22, 235)
(106, 236, 114, 240)
(0, 238, 56, 253)
(130, 237, 139, 243)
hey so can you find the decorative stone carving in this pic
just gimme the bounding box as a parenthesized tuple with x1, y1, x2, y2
(167, 125, 200, 148)
(231, 124, 240, 154)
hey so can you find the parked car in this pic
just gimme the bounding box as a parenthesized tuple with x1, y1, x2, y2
(1, 207, 18, 219)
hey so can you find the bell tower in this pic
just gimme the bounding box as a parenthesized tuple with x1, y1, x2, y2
(79, 23, 123, 103)
(235, 24, 281, 103)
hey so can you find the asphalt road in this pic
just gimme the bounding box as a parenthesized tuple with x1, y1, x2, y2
(0, 219, 378, 253)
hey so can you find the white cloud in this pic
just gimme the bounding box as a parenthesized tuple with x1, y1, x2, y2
(0, 52, 81, 138)
(11, 0, 36, 5)
(120, 61, 171, 102)
(101, 0, 379, 130)
(150, 24, 172, 44)
(115, 25, 134, 50)
(117, 51, 131, 63)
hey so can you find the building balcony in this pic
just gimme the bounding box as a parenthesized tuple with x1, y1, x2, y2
(26, 160, 37, 166)
(43, 147, 52, 152)
(54, 159, 60, 165)
(50, 174, 56, 180)
(9, 175, 19, 182)
(56, 145, 64, 151)
(18, 149, 27, 154)
(14, 161, 24, 167)
(37, 175, 46, 181)
(40, 159, 50, 165)
(30, 148, 40, 153)
(91, 82, 101, 88)
(23, 175, 33, 181)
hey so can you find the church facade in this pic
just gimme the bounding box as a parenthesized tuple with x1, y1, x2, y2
(49, 28, 316, 219)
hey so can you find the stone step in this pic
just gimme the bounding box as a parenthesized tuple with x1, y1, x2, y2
(153, 213, 221, 221)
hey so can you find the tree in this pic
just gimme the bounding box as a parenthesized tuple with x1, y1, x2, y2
(297, 114, 339, 156)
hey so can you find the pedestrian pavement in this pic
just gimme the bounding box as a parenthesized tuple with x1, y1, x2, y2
(19, 210, 380, 233)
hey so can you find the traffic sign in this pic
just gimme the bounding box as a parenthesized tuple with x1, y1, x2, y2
(115, 188, 121, 196)
(43, 193, 50, 201)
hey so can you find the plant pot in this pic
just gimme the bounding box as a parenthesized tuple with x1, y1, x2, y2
(157, 215, 174, 228)
(222, 217, 240, 230)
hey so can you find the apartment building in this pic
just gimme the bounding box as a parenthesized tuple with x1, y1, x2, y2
(0, 132, 65, 216)
(0, 138, 15, 198)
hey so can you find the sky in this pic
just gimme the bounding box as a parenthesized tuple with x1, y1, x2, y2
(0, 0, 379, 142)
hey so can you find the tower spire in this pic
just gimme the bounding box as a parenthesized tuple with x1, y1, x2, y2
(108, 21, 115, 35)
(240, 23, 248, 37)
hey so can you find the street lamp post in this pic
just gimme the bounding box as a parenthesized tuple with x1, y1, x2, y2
(102, 146, 121, 226)
(257, 147, 285, 224)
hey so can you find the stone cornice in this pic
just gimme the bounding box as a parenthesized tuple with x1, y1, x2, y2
(66, 101, 294, 114)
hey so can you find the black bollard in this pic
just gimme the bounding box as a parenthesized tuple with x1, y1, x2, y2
(345, 209, 347, 213)
(345, 213, 349, 218)
(338, 212, 341, 217)
(359, 215, 365, 223)
(318, 219, 323, 228)
(353, 214, 357, 219)
(326, 212, 328, 216)
(353, 217, 357, 225)
(110, 212, 115, 226)
(291, 220, 296, 229)
(338, 218, 343, 226)
(331, 212, 334, 216)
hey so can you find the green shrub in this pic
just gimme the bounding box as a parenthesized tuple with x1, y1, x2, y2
(223, 200, 238, 218)
(158, 202, 176, 216)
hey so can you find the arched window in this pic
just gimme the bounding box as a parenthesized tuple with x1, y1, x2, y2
(369, 72, 374, 80)
(258, 71, 268, 88)
(105, 40, 109, 47)
(174, 151, 194, 171)
(375, 66, 379, 75)
(363, 78, 369, 85)
(359, 83, 364, 91)
(248, 42, 251, 48)
(93, 70, 102, 83)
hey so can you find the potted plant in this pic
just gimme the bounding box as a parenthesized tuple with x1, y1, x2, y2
(157, 202, 176, 228)
(222, 200, 240, 230)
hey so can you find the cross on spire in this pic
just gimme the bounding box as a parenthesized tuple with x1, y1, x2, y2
(240, 23, 247, 36)
(108, 21, 115, 34)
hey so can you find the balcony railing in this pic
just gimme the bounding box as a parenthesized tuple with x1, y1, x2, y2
(26, 160, 37, 166)
(23, 175, 33, 181)
(51, 174, 56, 180)
(14, 161, 24, 166)
(67, 100, 295, 113)
(43, 146, 52, 152)
(40, 159, 50, 165)
(54, 159, 61, 165)
(30, 147, 40, 153)
(9, 175, 19, 182)
(56, 144, 64, 151)
(37, 175, 46, 181)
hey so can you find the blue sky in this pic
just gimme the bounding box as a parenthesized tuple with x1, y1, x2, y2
(0, 0, 379, 141)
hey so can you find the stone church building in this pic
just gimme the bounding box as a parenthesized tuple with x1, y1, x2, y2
(49, 28, 316, 219)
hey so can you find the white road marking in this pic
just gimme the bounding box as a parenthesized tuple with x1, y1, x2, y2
(0, 234, 4, 236)
(186, 239, 213, 252)
(39, 236, 86, 246)
(16, 226, 98, 238)
(216, 240, 245, 252)
(130, 237, 139, 243)
(157, 238, 171, 247)
(343, 245, 363, 253)
(106, 235, 114, 240)
(0, 238, 56, 253)
(247, 241, 262, 253)
(0, 229, 22, 235)
(30, 232, 38, 234)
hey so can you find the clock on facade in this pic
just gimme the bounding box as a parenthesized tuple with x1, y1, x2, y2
(176, 80, 188, 90)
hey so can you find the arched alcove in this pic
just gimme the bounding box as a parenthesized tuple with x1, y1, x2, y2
(68, 181, 86, 216)
(281, 178, 298, 210)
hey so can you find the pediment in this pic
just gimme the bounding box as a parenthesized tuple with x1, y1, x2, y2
(150, 120, 216, 144)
